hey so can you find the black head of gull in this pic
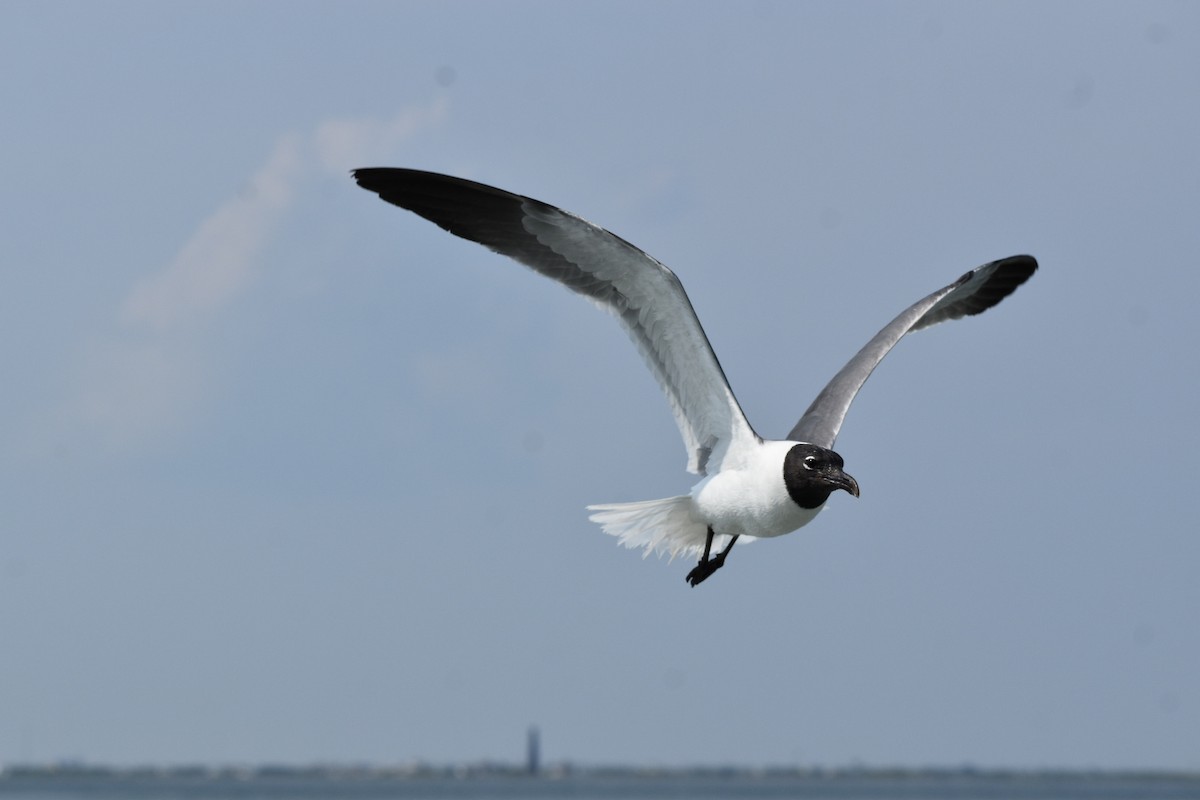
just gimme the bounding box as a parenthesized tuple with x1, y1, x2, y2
(353, 167, 1037, 588)
(784, 443, 861, 509)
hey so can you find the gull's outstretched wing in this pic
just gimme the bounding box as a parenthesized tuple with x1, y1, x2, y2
(354, 168, 761, 475)
(788, 255, 1037, 449)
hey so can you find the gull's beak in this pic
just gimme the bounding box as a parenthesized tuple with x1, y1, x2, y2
(829, 468, 860, 498)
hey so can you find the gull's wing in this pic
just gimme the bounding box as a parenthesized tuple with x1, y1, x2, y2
(354, 168, 761, 475)
(788, 255, 1037, 449)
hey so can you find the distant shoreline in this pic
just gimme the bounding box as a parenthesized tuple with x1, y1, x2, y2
(3, 762, 1198, 784)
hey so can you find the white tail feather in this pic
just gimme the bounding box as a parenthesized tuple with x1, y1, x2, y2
(587, 496, 742, 561)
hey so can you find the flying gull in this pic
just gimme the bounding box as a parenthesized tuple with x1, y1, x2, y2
(353, 168, 1037, 587)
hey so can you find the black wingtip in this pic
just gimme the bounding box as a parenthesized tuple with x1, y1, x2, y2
(997, 253, 1038, 281)
(914, 254, 1038, 331)
(352, 167, 402, 201)
(957, 254, 1038, 319)
(352, 166, 411, 195)
(986, 253, 1038, 294)
(957, 254, 1037, 287)
(349, 167, 544, 255)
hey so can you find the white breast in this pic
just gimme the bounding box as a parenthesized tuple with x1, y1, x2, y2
(690, 440, 825, 539)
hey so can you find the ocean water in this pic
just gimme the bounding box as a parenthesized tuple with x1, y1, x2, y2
(1, 773, 1199, 800)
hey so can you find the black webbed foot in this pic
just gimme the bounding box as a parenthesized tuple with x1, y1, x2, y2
(685, 530, 739, 588)
(685, 551, 728, 587)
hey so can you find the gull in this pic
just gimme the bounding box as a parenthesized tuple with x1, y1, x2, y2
(353, 168, 1037, 587)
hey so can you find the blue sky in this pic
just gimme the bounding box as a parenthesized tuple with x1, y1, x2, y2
(2, 0, 1198, 771)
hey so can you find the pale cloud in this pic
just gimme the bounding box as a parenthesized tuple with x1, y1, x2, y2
(121, 135, 303, 331)
(121, 97, 448, 333)
(313, 97, 448, 174)
(59, 99, 448, 452)
(72, 337, 209, 450)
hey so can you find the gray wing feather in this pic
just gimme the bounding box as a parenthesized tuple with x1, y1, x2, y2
(788, 255, 1037, 449)
(354, 168, 761, 475)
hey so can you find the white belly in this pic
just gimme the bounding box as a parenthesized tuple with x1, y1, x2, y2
(690, 440, 825, 539)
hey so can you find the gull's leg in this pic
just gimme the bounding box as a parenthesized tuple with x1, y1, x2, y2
(685, 529, 739, 587)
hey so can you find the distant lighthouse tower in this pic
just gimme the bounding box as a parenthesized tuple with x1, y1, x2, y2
(526, 725, 540, 775)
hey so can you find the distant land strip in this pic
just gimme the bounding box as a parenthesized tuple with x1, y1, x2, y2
(2, 762, 1198, 783)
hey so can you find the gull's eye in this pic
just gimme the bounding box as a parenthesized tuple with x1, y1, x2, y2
(803, 455, 818, 469)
